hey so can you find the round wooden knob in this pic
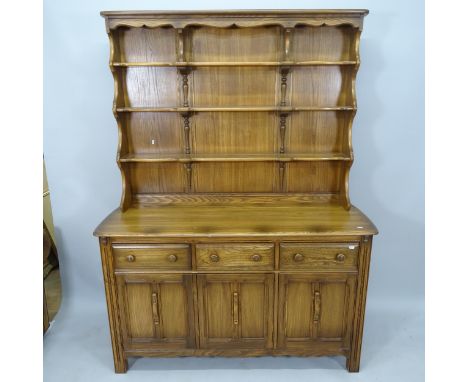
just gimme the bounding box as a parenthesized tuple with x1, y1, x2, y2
(210, 253, 220, 262)
(126, 255, 135, 262)
(167, 254, 178, 262)
(293, 253, 304, 262)
(251, 254, 262, 262)
(336, 253, 346, 262)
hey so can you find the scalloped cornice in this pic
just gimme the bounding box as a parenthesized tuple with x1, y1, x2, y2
(102, 10, 368, 32)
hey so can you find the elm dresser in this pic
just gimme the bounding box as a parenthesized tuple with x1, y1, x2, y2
(94, 10, 377, 373)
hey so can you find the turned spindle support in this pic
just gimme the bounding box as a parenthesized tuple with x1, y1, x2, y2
(182, 112, 191, 154)
(280, 68, 290, 106)
(280, 28, 292, 106)
(177, 28, 190, 108)
(284, 27, 292, 61)
(279, 162, 286, 192)
(176, 28, 185, 62)
(177, 67, 191, 108)
(279, 113, 288, 154)
(182, 72, 189, 107)
(184, 162, 192, 192)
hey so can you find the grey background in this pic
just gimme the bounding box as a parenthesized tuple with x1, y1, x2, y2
(44, 0, 424, 380)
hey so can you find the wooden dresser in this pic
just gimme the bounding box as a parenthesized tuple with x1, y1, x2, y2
(94, 10, 377, 373)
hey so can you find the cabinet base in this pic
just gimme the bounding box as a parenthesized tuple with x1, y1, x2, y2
(113, 350, 360, 373)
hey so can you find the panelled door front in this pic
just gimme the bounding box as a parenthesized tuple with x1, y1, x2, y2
(116, 273, 196, 351)
(197, 273, 274, 349)
(277, 273, 357, 351)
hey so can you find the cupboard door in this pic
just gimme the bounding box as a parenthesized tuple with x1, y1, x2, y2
(116, 273, 196, 350)
(278, 273, 356, 351)
(197, 274, 274, 349)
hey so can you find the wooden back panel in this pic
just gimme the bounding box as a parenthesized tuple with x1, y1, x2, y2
(102, 10, 368, 210)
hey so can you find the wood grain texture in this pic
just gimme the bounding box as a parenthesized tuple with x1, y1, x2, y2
(123, 346, 348, 357)
(116, 27, 177, 62)
(191, 112, 279, 154)
(196, 243, 274, 270)
(112, 61, 357, 67)
(97, 10, 376, 374)
(99, 238, 128, 373)
(131, 194, 341, 205)
(285, 161, 344, 193)
(94, 202, 377, 238)
(122, 112, 184, 155)
(277, 273, 356, 350)
(287, 111, 351, 155)
(192, 67, 278, 107)
(126, 162, 186, 193)
(292, 25, 357, 61)
(108, 33, 132, 211)
(197, 273, 274, 349)
(291, 66, 353, 107)
(279, 242, 359, 271)
(192, 162, 279, 193)
(347, 236, 373, 372)
(121, 67, 179, 107)
(116, 273, 196, 350)
(102, 10, 368, 32)
(112, 244, 191, 270)
(106, 15, 361, 205)
(119, 153, 351, 163)
(190, 26, 281, 62)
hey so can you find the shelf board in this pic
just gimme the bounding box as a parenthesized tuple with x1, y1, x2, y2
(112, 61, 358, 68)
(119, 153, 352, 163)
(115, 106, 356, 113)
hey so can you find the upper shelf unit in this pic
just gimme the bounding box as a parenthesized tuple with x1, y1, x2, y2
(102, 10, 368, 210)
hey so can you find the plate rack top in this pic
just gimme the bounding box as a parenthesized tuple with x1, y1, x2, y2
(101, 9, 370, 213)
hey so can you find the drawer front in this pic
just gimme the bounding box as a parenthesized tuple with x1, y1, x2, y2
(196, 243, 274, 270)
(113, 244, 191, 270)
(280, 243, 359, 270)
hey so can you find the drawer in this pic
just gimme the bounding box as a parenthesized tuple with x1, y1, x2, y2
(112, 244, 191, 270)
(196, 243, 274, 270)
(280, 243, 359, 270)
